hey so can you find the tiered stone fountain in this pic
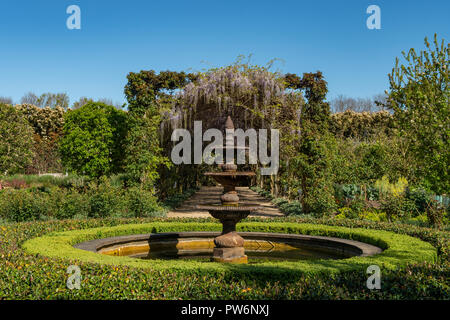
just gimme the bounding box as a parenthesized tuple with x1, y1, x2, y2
(197, 116, 260, 264)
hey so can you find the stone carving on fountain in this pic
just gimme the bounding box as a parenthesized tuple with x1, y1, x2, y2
(197, 116, 260, 264)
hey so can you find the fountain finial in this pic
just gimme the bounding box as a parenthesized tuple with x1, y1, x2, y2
(225, 116, 234, 130)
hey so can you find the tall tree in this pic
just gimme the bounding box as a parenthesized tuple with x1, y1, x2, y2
(387, 34, 449, 194)
(286, 72, 337, 215)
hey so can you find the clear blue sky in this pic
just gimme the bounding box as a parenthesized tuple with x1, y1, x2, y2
(0, 0, 448, 106)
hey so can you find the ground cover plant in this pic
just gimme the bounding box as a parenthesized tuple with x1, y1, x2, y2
(1, 217, 448, 300)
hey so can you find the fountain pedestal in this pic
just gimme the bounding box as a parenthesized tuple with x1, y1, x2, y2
(207, 209, 256, 263)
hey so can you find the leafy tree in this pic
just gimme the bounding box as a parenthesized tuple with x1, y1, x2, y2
(0, 103, 34, 174)
(287, 72, 337, 215)
(387, 34, 449, 194)
(59, 102, 127, 177)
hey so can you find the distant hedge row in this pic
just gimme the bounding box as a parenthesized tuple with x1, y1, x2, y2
(330, 110, 394, 139)
(1, 217, 448, 299)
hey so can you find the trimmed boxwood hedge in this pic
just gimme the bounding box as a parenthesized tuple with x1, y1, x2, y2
(1, 217, 449, 299)
(23, 221, 437, 275)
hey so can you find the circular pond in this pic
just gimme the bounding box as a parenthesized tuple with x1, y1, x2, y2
(23, 222, 437, 275)
(74, 231, 382, 263)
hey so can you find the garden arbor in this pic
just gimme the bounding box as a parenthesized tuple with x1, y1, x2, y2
(124, 64, 335, 215)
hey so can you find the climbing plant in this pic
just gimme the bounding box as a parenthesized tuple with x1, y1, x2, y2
(123, 70, 195, 189)
(169, 61, 304, 197)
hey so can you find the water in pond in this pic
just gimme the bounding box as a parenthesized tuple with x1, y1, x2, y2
(129, 248, 348, 263)
(100, 238, 352, 263)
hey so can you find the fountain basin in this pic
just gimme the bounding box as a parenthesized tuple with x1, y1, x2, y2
(196, 203, 261, 263)
(74, 231, 382, 263)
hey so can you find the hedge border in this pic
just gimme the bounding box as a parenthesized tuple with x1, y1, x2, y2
(23, 221, 437, 276)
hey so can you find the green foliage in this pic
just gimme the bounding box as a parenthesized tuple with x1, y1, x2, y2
(0, 217, 446, 299)
(125, 186, 162, 218)
(406, 187, 433, 213)
(124, 113, 168, 186)
(15, 103, 65, 173)
(0, 104, 34, 174)
(426, 200, 446, 228)
(87, 178, 126, 218)
(0, 189, 46, 222)
(55, 190, 90, 219)
(330, 110, 394, 139)
(294, 132, 337, 216)
(287, 72, 337, 216)
(387, 34, 449, 194)
(380, 194, 411, 222)
(331, 133, 417, 186)
(59, 102, 127, 178)
(0, 177, 164, 222)
(161, 187, 199, 210)
(277, 200, 302, 216)
(0, 173, 91, 190)
(123, 70, 193, 186)
(375, 175, 409, 198)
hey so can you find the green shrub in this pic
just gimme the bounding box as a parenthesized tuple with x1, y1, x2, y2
(426, 200, 446, 228)
(87, 179, 126, 218)
(59, 102, 127, 178)
(57, 190, 90, 219)
(125, 187, 163, 218)
(359, 210, 387, 222)
(278, 200, 302, 216)
(0, 217, 447, 299)
(161, 188, 198, 210)
(0, 189, 47, 222)
(406, 187, 432, 214)
(335, 207, 359, 220)
(0, 177, 166, 222)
